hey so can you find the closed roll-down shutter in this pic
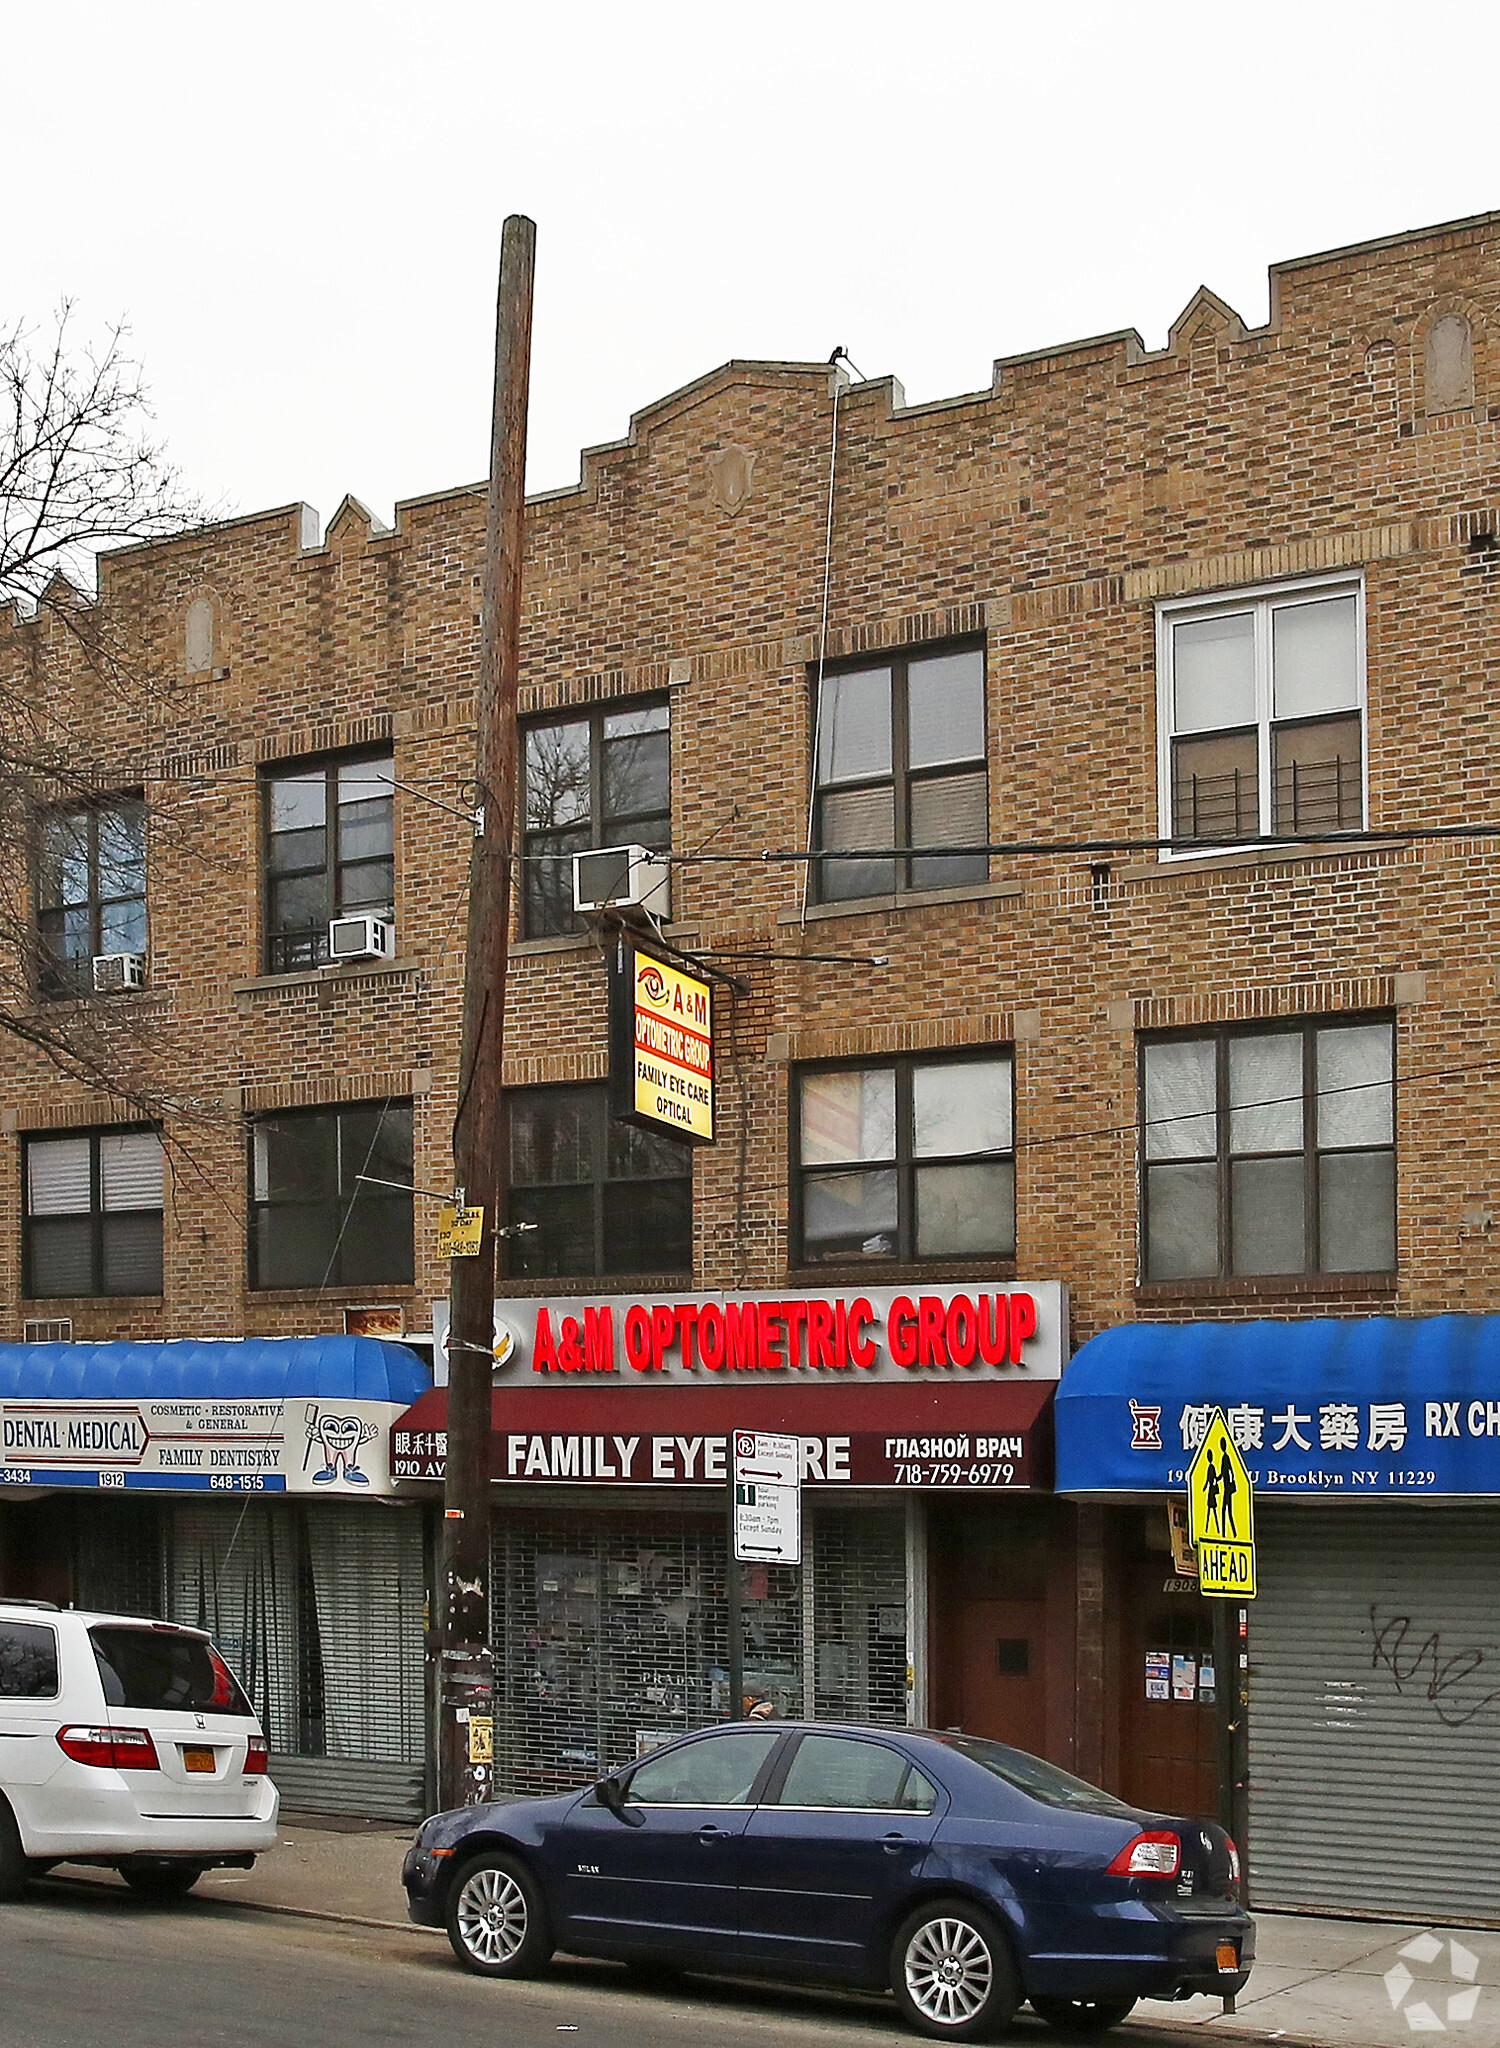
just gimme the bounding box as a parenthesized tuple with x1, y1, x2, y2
(1250, 1503, 1500, 1924)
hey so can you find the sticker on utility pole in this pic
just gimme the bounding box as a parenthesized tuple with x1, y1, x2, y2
(1187, 1410, 1256, 1599)
(437, 1204, 485, 1258)
(467, 1715, 494, 1764)
(733, 1430, 801, 1563)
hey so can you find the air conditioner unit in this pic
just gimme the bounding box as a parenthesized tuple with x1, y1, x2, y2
(328, 914, 395, 963)
(92, 951, 146, 993)
(572, 844, 671, 919)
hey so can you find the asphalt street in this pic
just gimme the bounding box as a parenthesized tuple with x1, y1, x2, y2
(0, 1877, 1233, 2048)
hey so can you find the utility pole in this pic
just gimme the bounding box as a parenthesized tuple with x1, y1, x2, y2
(436, 213, 536, 1811)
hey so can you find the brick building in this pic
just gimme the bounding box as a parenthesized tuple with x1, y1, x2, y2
(2, 208, 1499, 1913)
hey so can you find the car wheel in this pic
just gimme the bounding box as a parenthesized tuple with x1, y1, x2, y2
(891, 1899, 1019, 2041)
(120, 1860, 205, 1897)
(1030, 1996, 1138, 2036)
(445, 1850, 553, 1978)
(0, 1802, 28, 1903)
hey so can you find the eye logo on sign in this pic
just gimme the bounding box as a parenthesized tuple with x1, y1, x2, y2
(638, 963, 669, 1005)
(492, 1319, 519, 1370)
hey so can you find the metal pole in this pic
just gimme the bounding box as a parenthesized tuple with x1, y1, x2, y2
(436, 213, 536, 1811)
(726, 1477, 743, 1722)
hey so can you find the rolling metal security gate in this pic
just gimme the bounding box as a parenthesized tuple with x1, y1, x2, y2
(1250, 1503, 1500, 1925)
(491, 1502, 908, 1798)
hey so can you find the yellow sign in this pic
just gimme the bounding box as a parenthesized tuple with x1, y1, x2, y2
(626, 950, 714, 1142)
(437, 1204, 485, 1258)
(1167, 1499, 1198, 1578)
(1187, 1409, 1256, 1599)
(467, 1714, 493, 1765)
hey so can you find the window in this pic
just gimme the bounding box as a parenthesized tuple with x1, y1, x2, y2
(0, 1621, 59, 1699)
(1159, 581, 1364, 847)
(263, 752, 394, 972)
(624, 1728, 780, 1805)
(37, 799, 146, 996)
(793, 1054, 1014, 1265)
(25, 1128, 164, 1297)
(934, 1733, 1137, 1817)
(811, 644, 987, 903)
(1141, 1018, 1395, 1282)
(522, 701, 669, 937)
(250, 1101, 413, 1289)
(774, 1734, 936, 1811)
(507, 1084, 692, 1277)
(91, 1627, 253, 1715)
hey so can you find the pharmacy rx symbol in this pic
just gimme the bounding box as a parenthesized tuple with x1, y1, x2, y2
(1187, 1410, 1257, 1599)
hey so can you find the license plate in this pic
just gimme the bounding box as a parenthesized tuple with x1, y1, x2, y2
(1217, 1943, 1240, 1973)
(182, 1747, 216, 1773)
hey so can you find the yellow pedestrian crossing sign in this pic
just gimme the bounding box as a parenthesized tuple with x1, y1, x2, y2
(1187, 1409, 1256, 1599)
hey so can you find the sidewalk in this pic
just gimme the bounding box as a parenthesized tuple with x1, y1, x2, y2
(174, 1819, 1496, 2045)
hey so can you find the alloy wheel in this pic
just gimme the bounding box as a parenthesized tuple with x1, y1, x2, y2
(456, 1864, 529, 1967)
(904, 1915, 995, 2028)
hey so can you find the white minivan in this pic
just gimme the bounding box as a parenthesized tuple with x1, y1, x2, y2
(0, 1599, 279, 1899)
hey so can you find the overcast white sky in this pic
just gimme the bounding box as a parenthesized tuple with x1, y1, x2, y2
(7, 2, 1499, 534)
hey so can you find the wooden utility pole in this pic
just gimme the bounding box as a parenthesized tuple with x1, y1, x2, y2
(436, 213, 536, 1811)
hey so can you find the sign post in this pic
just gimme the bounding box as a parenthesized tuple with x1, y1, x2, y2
(727, 1431, 801, 1724)
(1187, 1410, 1254, 1871)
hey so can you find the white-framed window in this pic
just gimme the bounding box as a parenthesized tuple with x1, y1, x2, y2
(1156, 576, 1366, 854)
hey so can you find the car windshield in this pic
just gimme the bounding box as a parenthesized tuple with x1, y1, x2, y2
(933, 1734, 1140, 1816)
(90, 1626, 254, 1717)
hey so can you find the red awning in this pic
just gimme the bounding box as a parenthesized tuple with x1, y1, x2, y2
(391, 1378, 1055, 1490)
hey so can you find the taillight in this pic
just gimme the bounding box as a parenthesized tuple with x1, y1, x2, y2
(244, 1736, 269, 1776)
(1107, 1830, 1182, 1878)
(1227, 1837, 1242, 1885)
(57, 1726, 161, 1771)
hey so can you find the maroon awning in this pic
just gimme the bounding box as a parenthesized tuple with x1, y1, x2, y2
(390, 1378, 1055, 1490)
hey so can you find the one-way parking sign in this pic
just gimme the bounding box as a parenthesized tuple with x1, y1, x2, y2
(732, 1430, 801, 1563)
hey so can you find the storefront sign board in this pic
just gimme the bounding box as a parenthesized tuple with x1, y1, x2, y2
(609, 941, 714, 1144)
(0, 1397, 405, 1495)
(433, 1282, 1067, 1384)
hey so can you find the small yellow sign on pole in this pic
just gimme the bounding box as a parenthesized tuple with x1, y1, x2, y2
(1187, 1408, 1256, 1599)
(437, 1203, 485, 1259)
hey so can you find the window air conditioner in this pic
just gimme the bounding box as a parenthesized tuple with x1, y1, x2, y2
(328, 913, 396, 963)
(572, 844, 671, 919)
(92, 952, 146, 993)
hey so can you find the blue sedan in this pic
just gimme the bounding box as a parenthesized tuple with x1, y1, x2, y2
(402, 1721, 1252, 2040)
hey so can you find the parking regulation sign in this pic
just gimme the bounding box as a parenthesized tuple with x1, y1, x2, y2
(733, 1430, 801, 1563)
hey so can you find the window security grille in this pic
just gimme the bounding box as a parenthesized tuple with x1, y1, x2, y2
(489, 1504, 908, 1797)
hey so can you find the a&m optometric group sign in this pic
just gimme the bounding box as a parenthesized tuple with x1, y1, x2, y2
(609, 940, 714, 1144)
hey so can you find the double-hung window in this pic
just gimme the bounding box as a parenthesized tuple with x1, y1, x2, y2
(1159, 580, 1364, 847)
(506, 1084, 691, 1277)
(793, 1053, 1015, 1264)
(263, 752, 394, 972)
(522, 701, 670, 937)
(250, 1101, 413, 1288)
(811, 645, 988, 903)
(1141, 1018, 1395, 1282)
(25, 1128, 164, 1297)
(37, 800, 146, 996)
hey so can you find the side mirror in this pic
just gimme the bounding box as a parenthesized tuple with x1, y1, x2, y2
(595, 1774, 643, 1824)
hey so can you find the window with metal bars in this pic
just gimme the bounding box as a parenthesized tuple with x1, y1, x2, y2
(506, 1083, 691, 1277)
(793, 1052, 1015, 1265)
(262, 752, 394, 972)
(24, 1127, 164, 1297)
(249, 1100, 413, 1289)
(810, 644, 988, 903)
(1159, 582, 1365, 848)
(36, 798, 146, 997)
(522, 700, 670, 937)
(1140, 1016, 1396, 1282)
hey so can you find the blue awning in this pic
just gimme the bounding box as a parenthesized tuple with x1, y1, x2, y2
(1056, 1314, 1500, 1498)
(0, 1336, 428, 1404)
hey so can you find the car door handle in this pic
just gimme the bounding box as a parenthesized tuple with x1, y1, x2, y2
(698, 1824, 725, 1842)
(883, 1833, 907, 1854)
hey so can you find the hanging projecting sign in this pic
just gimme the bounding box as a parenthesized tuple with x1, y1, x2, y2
(608, 939, 714, 1144)
(1187, 1408, 1257, 1599)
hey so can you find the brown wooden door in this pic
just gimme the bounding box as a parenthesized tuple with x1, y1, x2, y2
(1121, 1554, 1217, 1819)
(950, 1597, 1048, 1752)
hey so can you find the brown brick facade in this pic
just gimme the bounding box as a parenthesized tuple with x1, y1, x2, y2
(1, 208, 1498, 1359)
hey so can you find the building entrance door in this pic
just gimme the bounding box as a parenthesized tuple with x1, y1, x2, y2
(929, 1500, 1061, 1754)
(1119, 1511, 1216, 1818)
